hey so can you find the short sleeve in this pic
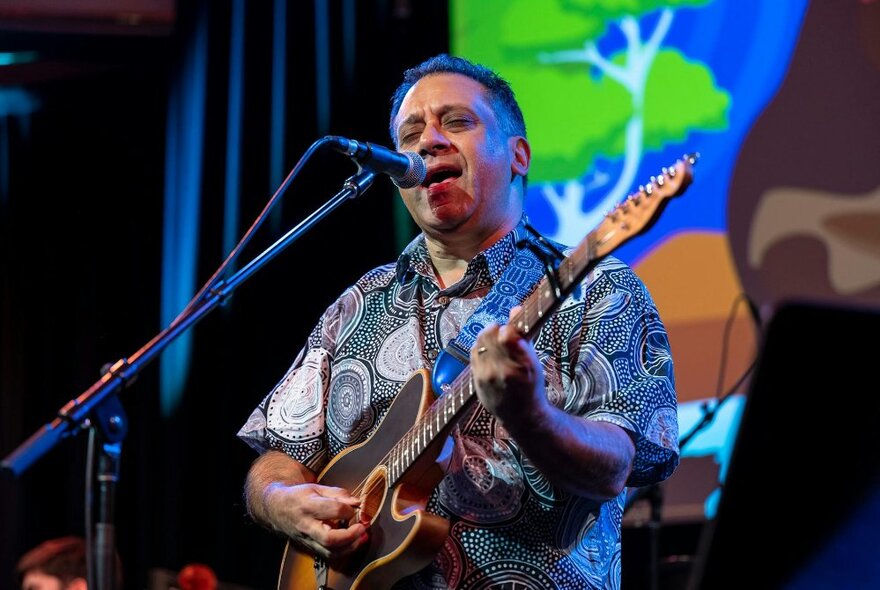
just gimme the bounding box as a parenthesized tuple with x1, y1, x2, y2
(570, 260, 679, 487)
(236, 294, 347, 472)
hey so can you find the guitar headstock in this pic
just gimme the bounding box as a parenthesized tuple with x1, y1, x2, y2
(592, 153, 698, 258)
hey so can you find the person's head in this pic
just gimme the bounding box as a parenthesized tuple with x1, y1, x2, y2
(16, 537, 87, 590)
(389, 54, 527, 148)
(388, 54, 531, 245)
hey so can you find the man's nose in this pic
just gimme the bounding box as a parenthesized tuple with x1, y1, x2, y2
(418, 123, 451, 156)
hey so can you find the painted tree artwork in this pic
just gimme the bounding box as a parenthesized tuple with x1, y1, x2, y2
(454, 0, 729, 245)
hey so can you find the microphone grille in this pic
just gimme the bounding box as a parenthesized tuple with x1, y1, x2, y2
(392, 152, 427, 189)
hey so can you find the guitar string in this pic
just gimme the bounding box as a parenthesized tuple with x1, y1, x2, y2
(346, 247, 576, 510)
(346, 214, 596, 510)
(344, 161, 686, 519)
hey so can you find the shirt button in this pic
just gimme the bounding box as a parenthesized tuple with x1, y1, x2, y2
(437, 296, 449, 306)
(426, 350, 438, 360)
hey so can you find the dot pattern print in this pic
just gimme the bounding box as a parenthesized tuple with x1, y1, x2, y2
(238, 223, 679, 589)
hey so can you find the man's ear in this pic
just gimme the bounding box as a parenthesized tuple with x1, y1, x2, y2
(510, 136, 530, 179)
(66, 577, 88, 590)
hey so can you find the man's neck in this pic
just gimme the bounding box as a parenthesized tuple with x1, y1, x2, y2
(423, 218, 518, 289)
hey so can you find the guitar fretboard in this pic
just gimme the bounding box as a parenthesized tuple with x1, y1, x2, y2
(380, 155, 695, 486)
(382, 233, 599, 485)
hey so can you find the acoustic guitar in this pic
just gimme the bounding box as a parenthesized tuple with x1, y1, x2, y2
(278, 154, 697, 590)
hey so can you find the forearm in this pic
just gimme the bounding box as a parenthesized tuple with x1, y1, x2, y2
(471, 319, 636, 500)
(244, 449, 316, 530)
(504, 405, 635, 500)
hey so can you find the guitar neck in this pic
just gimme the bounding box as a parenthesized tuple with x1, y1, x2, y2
(382, 226, 600, 486)
(381, 155, 697, 486)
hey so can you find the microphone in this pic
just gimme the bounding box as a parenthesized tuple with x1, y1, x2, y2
(325, 135, 426, 189)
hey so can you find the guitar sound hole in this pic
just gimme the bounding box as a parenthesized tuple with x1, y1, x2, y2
(357, 470, 388, 526)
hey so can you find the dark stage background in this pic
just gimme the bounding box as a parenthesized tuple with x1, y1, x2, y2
(1, 1, 446, 588)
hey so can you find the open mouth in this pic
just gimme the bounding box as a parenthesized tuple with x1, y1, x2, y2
(423, 166, 462, 188)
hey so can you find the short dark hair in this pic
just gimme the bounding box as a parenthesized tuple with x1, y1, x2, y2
(389, 54, 527, 145)
(16, 536, 123, 589)
(16, 536, 87, 586)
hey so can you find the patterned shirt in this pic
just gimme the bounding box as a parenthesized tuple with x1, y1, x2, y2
(238, 222, 679, 589)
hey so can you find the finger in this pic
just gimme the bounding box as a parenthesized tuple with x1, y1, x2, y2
(497, 321, 530, 354)
(315, 521, 369, 549)
(326, 528, 371, 561)
(471, 324, 500, 361)
(318, 485, 361, 505)
(508, 305, 523, 325)
(306, 496, 360, 521)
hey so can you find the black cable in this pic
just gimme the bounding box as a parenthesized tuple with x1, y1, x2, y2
(714, 292, 759, 400)
(168, 137, 331, 327)
(679, 293, 762, 453)
(626, 292, 762, 511)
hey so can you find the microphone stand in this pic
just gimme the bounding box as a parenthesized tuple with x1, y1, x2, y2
(86, 396, 126, 590)
(623, 391, 749, 590)
(1, 167, 378, 590)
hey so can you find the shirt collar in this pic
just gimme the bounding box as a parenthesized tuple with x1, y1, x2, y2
(394, 216, 532, 288)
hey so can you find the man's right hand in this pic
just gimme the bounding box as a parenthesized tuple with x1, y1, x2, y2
(263, 482, 370, 561)
(245, 451, 370, 561)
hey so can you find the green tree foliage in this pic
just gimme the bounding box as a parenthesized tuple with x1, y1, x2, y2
(453, 0, 727, 184)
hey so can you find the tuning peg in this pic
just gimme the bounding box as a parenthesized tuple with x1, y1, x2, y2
(684, 152, 701, 165)
(661, 166, 669, 176)
(656, 175, 665, 186)
(668, 166, 677, 177)
(644, 183, 654, 195)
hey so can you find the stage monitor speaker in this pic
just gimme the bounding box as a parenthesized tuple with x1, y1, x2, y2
(688, 300, 880, 590)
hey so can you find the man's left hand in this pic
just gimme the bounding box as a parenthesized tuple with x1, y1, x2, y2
(469, 306, 549, 431)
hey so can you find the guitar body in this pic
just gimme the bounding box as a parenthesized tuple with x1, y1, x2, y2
(278, 369, 452, 590)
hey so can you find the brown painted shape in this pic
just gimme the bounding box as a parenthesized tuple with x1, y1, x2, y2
(635, 232, 758, 402)
(728, 0, 880, 310)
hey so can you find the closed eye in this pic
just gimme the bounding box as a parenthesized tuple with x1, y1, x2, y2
(444, 117, 473, 130)
(399, 133, 419, 146)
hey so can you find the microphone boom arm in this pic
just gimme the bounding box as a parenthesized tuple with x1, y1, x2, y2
(1, 165, 377, 476)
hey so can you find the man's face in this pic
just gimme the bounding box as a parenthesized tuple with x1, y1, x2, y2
(392, 73, 528, 240)
(21, 571, 65, 590)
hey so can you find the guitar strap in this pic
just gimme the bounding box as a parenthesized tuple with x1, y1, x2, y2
(431, 220, 565, 394)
